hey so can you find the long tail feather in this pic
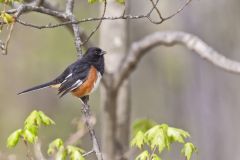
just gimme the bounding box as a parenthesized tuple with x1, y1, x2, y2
(18, 81, 55, 95)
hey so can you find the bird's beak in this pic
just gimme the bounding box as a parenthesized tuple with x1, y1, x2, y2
(100, 50, 107, 55)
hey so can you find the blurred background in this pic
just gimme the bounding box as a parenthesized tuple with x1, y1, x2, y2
(1, 0, 240, 159)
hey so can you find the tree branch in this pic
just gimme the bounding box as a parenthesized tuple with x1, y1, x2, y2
(13, 4, 66, 19)
(9, 0, 84, 56)
(114, 31, 240, 90)
(33, 141, 46, 160)
(81, 0, 107, 47)
(65, 0, 74, 15)
(41, 0, 93, 48)
(7, 0, 192, 30)
(64, 0, 83, 57)
(81, 98, 103, 160)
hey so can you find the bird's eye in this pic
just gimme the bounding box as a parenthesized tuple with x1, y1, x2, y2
(95, 49, 101, 55)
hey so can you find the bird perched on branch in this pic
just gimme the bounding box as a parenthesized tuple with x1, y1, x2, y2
(18, 47, 106, 103)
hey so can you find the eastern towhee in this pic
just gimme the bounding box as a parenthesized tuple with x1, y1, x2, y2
(18, 47, 106, 103)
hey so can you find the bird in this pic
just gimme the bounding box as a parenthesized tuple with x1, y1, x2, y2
(18, 47, 106, 103)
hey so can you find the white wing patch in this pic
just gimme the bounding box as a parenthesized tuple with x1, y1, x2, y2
(70, 79, 83, 91)
(62, 73, 73, 83)
(90, 72, 102, 93)
(66, 73, 72, 79)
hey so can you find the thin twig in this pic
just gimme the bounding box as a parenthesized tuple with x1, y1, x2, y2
(148, 0, 163, 21)
(41, 0, 93, 48)
(33, 141, 47, 160)
(148, 146, 157, 160)
(147, 0, 192, 24)
(0, 40, 5, 51)
(15, 14, 146, 29)
(2, 23, 15, 55)
(82, 149, 95, 157)
(65, 116, 96, 145)
(163, 0, 192, 21)
(13, 4, 66, 19)
(9, 0, 192, 29)
(81, 0, 107, 47)
(24, 140, 33, 160)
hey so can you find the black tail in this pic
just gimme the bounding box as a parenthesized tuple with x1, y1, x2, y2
(18, 81, 55, 95)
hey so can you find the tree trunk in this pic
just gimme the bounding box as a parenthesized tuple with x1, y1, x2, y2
(99, 1, 130, 160)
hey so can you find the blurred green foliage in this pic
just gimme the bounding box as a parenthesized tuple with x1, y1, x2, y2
(131, 119, 197, 160)
(7, 110, 55, 148)
(48, 139, 85, 160)
(0, 0, 22, 4)
(7, 110, 86, 160)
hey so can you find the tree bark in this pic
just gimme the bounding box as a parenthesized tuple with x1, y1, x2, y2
(99, 1, 130, 160)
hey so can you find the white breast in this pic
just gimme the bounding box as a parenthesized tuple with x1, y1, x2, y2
(90, 72, 102, 93)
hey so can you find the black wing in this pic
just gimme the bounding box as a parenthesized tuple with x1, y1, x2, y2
(56, 59, 91, 97)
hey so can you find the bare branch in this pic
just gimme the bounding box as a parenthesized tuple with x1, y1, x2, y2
(64, 0, 83, 57)
(0, 40, 5, 51)
(148, 146, 157, 160)
(81, 0, 107, 47)
(41, 0, 93, 48)
(15, 14, 146, 29)
(163, 0, 192, 21)
(66, 0, 74, 14)
(81, 98, 103, 160)
(148, 0, 163, 23)
(12, 4, 66, 19)
(8, 0, 192, 30)
(2, 23, 15, 55)
(147, 0, 192, 24)
(33, 141, 47, 160)
(114, 31, 240, 90)
(65, 116, 96, 145)
(82, 150, 94, 157)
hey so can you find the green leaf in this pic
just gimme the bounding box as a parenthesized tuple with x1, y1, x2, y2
(116, 0, 125, 4)
(24, 124, 38, 136)
(22, 129, 37, 143)
(152, 154, 162, 160)
(133, 119, 156, 136)
(145, 126, 165, 152)
(38, 111, 55, 126)
(130, 131, 145, 149)
(0, 12, 15, 24)
(24, 110, 41, 127)
(145, 126, 161, 141)
(67, 146, 85, 160)
(144, 124, 171, 153)
(135, 150, 149, 160)
(159, 124, 170, 150)
(88, 0, 97, 4)
(48, 138, 64, 155)
(167, 127, 190, 143)
(1, 0, 22, 3)
(181, 142, 197, 160)
(56, 147, 67, 160)
(7, 129, 23, 148)
(69, 150, 85, 160)
(67, 145, 85, 154)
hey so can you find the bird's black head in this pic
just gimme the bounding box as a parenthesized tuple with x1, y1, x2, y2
(84, 47, 106, 75)
(85, 47, 106, 60)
